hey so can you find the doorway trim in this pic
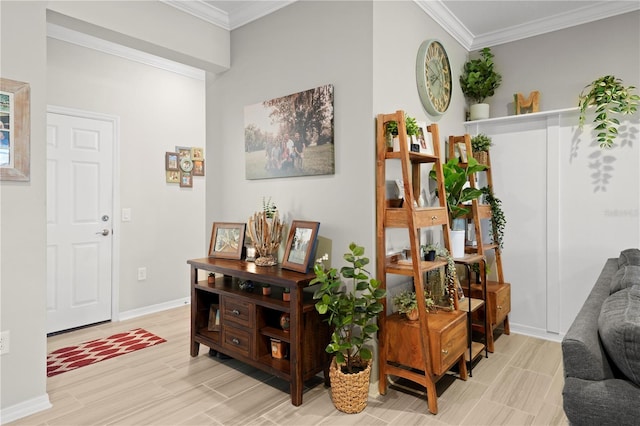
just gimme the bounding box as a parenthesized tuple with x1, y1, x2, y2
(47, 104, 121, 322)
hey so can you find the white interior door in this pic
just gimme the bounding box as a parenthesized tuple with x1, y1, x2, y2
(46, 111, 114, 334)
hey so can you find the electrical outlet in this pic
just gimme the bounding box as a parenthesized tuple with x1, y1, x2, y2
(0, 330, 10, 355)
(137, 267, 147, 281)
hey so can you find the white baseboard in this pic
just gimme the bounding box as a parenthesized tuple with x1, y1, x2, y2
(117, 297, 190, 322)
(0, 394, 51, 425)
(509, 324, 563, 343)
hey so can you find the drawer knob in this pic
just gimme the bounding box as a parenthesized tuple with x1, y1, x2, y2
(232, 338, 240, 345)
(232, 309, 240, 315)
(431, 216, 438, 221)
(441, 349, 448, 355)
(497, 305, 502, 310)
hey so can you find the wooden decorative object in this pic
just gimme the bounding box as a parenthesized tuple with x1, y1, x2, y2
(247, 211, 283, 266)
(514, 91, 540, 115)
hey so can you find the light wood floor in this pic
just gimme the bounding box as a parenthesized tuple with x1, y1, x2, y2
(11, 305, 568, 425)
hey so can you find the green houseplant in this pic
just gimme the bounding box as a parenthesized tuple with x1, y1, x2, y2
(392, 289, 435, 321)
(460, 47, 502, 120)
(481, 186, 506, 251)
(470, 133, 492, 165)
(578, 75, 639, 148)
(311, 243, 385, 413)
(385, 115, 419, 152)
(429, 156, 486, 259)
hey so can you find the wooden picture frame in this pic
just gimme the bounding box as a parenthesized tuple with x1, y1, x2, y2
(417, 122, 434, 155)
(282, 220, 320, 273)
(179, 172, 193, 188)
(209, 222, 246, 259)
(1, 78, 30, 181)
(166, 170, 180, 183)
(165, 152, 179, 171)
(192, 159, 205, 176)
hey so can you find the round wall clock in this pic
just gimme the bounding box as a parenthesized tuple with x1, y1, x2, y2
(180, 158, 194, 173)
(416, 39, 452, 116)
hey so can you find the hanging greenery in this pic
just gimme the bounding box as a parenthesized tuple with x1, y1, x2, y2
(481, 186, 506, 250)
(578, 75, 639, 148)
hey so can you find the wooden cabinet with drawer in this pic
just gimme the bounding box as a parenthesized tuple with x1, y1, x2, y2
(188, 257, 330, 407)
(385, 309, 467, 377)
(471, 281, 511, 352)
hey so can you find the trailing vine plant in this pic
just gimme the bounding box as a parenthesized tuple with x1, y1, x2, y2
(481, 186, 506, 250)
(578, 75, 639, 148)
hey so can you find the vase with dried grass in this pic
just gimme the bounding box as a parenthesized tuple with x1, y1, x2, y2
(247, 198, 283, 266)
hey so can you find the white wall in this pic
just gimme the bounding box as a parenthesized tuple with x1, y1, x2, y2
(0, 0, 50, 417)
(207, 0, 375, 261)
(485, 11, 640, 117)
(47, 38, 206, 313)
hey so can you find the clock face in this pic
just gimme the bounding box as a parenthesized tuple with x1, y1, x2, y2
(416, 39, 452, 116)
(180, 158, 194, 172)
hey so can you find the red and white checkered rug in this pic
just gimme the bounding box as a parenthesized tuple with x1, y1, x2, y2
(47, 328, 166, 377)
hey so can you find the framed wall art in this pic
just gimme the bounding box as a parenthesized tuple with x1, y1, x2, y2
(244, 84, 334, 180)
(209, 222, 246, 260)
(192, 159, 205, 176)
(165, 152, 179, 171)
(1, 78, 30, 181)
(282, 220, 320, 273)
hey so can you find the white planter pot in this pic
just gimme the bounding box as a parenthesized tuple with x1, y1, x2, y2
(450, 229, 466, 258)
(469, 103, 490, 120)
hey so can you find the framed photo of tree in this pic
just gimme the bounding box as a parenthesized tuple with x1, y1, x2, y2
(244, 84, 334, 180)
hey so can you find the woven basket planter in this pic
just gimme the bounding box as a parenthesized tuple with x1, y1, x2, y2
(473, 151, 488, 166)
(329, 357, 371, 414)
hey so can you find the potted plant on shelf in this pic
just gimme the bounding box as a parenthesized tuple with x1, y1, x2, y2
(429, 156, 486, 258)
(392, 289, 435, 321)
(261, 283, 271, 296)
(386, 115, 420, 152)
(311, 243, 386, 414)
(470, 133, 492, 166)
(282, 287, 290, 302)
(421, 243, 439, 261)
(460, 47, 502, 120)
(578, 75, 639, 148)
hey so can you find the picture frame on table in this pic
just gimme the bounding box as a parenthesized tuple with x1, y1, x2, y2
(209, 222, 246, 260)
(282, 220, 320, 273)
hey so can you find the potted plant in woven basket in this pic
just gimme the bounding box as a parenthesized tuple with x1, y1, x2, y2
(470, 133, 492, 166)
(311, 243, 386, 414)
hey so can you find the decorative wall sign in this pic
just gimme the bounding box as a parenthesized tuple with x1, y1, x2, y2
(1, 78, 30, 181)
(244, 84, 334, 180)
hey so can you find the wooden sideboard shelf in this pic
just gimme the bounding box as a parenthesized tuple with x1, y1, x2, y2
(187, 257, 330, 406)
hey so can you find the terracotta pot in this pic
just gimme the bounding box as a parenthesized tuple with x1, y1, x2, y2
(262, 286, 271, 296)
(406, 309, 419, 321)
(282, 291, 290, 302)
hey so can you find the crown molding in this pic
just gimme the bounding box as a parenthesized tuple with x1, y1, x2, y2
(413, 0, 474, 50)
(470, 1, 640, 50)
(162, 1, 296, 31)
(416, 0, 640, 51)
(161, 0, 230, 30)
(47, 23, 206, 80)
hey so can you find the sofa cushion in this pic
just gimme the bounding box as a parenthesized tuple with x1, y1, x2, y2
(618, 248, 640, 267)
(611, 265, 640, 294)
(598, 285, 640, 387)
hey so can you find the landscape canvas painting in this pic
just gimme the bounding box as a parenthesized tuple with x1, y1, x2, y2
(244, 84, 334, 179)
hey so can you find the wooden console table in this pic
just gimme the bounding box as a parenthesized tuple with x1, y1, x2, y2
(187, 257, 330, 406)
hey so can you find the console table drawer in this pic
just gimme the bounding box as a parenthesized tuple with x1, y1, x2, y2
(223, 298, 253, 329)
(222, 325, 251, 357)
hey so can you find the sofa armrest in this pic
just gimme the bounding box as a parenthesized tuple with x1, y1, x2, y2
(563, 377, 640, 425)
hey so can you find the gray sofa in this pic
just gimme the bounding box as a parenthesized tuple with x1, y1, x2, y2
(562, 249, 640, 425)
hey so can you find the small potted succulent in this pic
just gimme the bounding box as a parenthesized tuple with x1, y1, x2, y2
(470, 133, 492, 165)
(261, 283, 271, 296)
(386, 115, 420, 152)
(392, 289, 435, 321)
(208, 273, 215, 284)
(282, 287, 290, 302)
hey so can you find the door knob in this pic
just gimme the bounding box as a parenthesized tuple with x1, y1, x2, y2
(96, 229, 110, 236)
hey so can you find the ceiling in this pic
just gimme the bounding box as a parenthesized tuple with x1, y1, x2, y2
(164, 0, 640, 50)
